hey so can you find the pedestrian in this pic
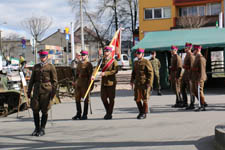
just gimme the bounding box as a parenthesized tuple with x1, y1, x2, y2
(181, 43, 196, 109)
(130, 48, 153, 119)
(72, 50, 93, 120)
(169, 46, 183, 108)
(191, 45, 207, 111)
(149, 51, 162, 95)
(27, 49, 58, 136)
(100, 46, 118, 120)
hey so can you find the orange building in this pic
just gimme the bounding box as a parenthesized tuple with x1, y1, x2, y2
(139, 0, 224, 39)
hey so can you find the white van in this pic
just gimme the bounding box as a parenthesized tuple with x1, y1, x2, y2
(116, 54, 131, 70)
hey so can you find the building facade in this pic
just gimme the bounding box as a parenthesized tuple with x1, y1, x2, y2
(139, 0, 224, 39)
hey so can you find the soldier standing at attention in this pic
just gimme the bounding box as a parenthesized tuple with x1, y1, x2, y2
(169, 46, 183, 108)
(72, 50, 93, 120)
(150, 51, 162, 95)
(181, 43, 196, 109)
(130, 48, 153, 119)
(191, 45, 207, 111)
(100, 46, 118, 120)
(27, 50, 58, 136)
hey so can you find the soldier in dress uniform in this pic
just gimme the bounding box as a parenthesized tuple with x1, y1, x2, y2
(191, 45, 207, 111)
(169, 46, 183, 108)
(130, 48, 153, 119)
(150, 51, 162, 95)
(27, 50, 58, 136)
(72, 50, 93, 120)
(100, 46, 118, 120)
(181, 43, 196, 109)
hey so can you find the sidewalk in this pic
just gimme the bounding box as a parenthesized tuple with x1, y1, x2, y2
(0, 88, 224, 150)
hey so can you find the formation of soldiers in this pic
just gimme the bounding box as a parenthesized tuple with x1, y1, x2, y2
(27, 42, 207, 136)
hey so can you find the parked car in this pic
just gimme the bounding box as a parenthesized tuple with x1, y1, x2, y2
(116, 54, 131, 70)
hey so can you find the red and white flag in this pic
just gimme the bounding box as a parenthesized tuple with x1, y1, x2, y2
(109, 28, 122, 59)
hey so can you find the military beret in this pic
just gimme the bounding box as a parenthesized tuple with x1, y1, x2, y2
(193, 45, 202, 50)
(104, 46, 113, 52)
(81, 50, 88, 55)
(38, 50, 48, 57)
(136, 48, 144, 53)
(185, 43, 192, 48)
(171, 45, 178, 51)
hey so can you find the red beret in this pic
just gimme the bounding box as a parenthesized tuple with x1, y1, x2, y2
(171, 45, 178, 51)
(136, 48, 144, 53)
(185, 43, 192, 48)
(104, 46, 112, 51)
(38, 50, 48, 57)
(193, 45, 202, 50)
(81, 50, 88, 55)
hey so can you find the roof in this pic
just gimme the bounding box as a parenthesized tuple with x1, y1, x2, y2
(132, 27, 225, 52)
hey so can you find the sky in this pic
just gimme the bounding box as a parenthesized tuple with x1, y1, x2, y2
(0, 0, 97, 39)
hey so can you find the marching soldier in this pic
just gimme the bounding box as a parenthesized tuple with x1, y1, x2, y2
(191, 45, 207, 111)
(27, 50, 58, 136)
(100, 46, 118, 120)
(72, 50, 93, 120)
(150, 51, 162, 95)
(169, 46, 183, 108)
(181, 43, 195, 109)
(130, 48, 153, 119)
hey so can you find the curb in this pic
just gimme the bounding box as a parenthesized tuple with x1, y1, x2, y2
(215, 124, 225, 150)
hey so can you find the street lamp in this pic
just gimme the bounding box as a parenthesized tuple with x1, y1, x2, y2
(0, 21, 7, 55)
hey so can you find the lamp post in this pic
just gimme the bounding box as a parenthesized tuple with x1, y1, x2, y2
(0, 22, 7, 55)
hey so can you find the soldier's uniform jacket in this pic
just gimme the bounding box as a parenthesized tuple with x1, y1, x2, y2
(28, 63, 58, 97)
(101, 57, 118, 86)
(75, 60, 93, 88)
(182, 52, 195, 81)
(170, 54, 182, 80)
(150, 57, 161, 76)
(191, 54, 207, 82)
(131, 58, 154, 88)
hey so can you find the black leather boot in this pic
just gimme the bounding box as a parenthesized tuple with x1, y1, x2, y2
(81, 102, 88, 120)
(32, 113, 40, 136)
(136, 102, 143, 119)
(39, 114, 48, 136)
(72, 102, 82, 120)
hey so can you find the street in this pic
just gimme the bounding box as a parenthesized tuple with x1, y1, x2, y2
(0, 70, 225, 150)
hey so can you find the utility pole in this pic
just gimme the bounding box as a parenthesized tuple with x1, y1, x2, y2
(80, 0, 85, 51)
(71, 22, 75, 60)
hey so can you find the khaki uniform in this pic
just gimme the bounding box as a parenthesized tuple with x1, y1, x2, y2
(191, 54, 207, 106)
(101, 56, 118, 118)
(73, 59, 93, 120)
(28, 63, 58, 114)
(181, 52, 195, 106)
(150, 57, 161, 91)
(170, 54, 182, 105)
(131, 58, 153, 115)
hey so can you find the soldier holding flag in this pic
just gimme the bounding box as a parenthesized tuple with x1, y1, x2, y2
(100, 46, 118, 120)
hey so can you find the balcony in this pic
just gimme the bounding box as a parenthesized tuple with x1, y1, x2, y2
(174, 0, 221, 6)
(172, 15, 219, 29)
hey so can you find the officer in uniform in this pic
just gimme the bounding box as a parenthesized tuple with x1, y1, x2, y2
(72, 50, 93, 120)
(100, 46, 118, 120)
(27, 50, 58, 136)
(130, 48, 153, 119)
(181, 43, 196, 109)
(191, 45, 207, 111)
(169, 46, 183, 108)
(149, 51, 162, 95)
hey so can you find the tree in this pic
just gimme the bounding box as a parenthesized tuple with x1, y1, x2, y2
(176, 16, 210, 29)
(21, 16, 52, 63)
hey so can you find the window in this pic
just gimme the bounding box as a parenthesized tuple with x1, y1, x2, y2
(198, 6, 205, 16)
(144, 7, 171, 20)
(206, 3, 221, 15)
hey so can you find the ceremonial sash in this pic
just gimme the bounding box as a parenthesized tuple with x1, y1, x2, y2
(102, 58, 115, 72)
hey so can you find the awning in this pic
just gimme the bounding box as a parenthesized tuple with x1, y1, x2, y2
(132, 27, 225, 52)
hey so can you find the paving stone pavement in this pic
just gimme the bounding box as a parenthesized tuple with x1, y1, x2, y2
(0, 70, 225, 150)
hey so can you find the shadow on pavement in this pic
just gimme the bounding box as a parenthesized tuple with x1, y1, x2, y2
(0, 135, 214, 150)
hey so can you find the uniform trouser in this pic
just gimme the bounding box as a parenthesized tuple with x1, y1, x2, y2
(192, 80, 206, 105)
(134, 86, 151, 114)
(101, 85, 116, 115)
(181, 79, 194, 105)
(31, 93, 52, 129)
(75, 84, 89, 116)
(153, 73, 161, 90)
(171, 78, 182, 104)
